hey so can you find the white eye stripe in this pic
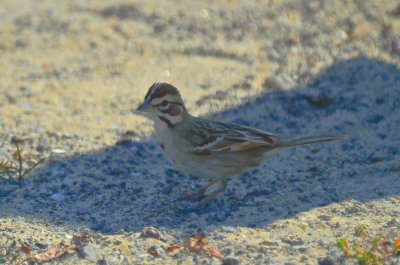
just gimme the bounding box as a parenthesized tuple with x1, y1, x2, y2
(151, 95, 176, 105)
(159, 103, 170, 110)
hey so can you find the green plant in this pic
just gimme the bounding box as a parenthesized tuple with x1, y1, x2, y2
(0, 143, 45, 180)
(0, 159, 12, 179)
(355, 225, 367, 237)
(336, 225, 400, 265)
(14, 144, 45, 180)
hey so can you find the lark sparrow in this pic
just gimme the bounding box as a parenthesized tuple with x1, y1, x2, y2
(136, 83, 344, 204)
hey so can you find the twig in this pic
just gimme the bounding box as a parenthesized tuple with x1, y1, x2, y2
(15, 144, 23, 180)
(20, 158, 46, 179)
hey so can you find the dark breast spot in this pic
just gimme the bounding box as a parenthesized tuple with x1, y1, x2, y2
(160, 143, 165, 150)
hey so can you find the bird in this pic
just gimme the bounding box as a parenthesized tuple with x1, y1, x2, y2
(136, 82, 344, 204)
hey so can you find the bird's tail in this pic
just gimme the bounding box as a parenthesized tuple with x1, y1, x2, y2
(278, 135, 346, 148)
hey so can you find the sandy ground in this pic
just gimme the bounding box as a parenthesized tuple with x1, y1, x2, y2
(0, 0, 400, 264)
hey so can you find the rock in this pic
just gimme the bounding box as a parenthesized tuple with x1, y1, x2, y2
(97, 259, 108, 265)
(263, 74, 296, 91)
(337, 30, 348, 41)
(79, 243, 99, 261)
(11, 135, 34, 144)
(117, 241, 131, 257)
(318, 256, 336, 265)
(140, 227, 162, 240)
(223, 256, 240, 265)
(147, 245, 163, 257)
(35, 242, 48, 249)
(303, 93, 333, 108)
(50, 148, 67, 160)
(36, 137, 46, 152)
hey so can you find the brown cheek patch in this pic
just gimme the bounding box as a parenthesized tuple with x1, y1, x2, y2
(167, 104, 181, 116)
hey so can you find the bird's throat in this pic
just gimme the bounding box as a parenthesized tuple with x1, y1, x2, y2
(158, 115, 175, 128)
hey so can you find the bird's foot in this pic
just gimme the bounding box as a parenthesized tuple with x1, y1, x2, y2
(198, 189, 223, 205)
(178, 189, 206, 201)
(178, 178, 219, 201)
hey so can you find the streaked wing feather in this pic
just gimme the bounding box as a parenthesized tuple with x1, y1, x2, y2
(191, 120, 278, 155)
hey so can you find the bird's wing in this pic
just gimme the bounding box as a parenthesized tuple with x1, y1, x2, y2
(188, 120, 278, 156)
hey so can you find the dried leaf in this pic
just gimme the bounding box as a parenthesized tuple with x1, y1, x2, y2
(27, 247, 75, 263)
(0, 159, 10, 169)
(165, 236, 223, 259)
(185, 237, 203, 254)
(202, 245, 224, 258)
(354, 245, 364, 255)
(380, 240, 390, 255)
(20, 243, 31, 254)
(185, 236, 223, 259)
(394, 236, 400, 249)
(165, 245, 183, 253)
(196, 235, 205, 244)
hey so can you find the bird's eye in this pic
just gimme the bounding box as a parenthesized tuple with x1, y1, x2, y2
(161, 100, 168, 107)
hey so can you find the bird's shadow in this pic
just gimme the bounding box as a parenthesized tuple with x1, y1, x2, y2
(1, 57, 399, 233)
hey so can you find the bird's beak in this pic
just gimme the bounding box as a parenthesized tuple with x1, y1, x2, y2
(136, 100, 150, 112)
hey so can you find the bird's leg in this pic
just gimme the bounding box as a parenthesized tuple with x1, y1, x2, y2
(178, 178, 219, 201)
(199, 177, 228, 204)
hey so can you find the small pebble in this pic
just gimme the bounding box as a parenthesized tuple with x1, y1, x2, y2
(50, 148, 67, 160)
(254, 197, 272, 205)
(132, 172, 142, 177)
(35, 242, 48, 249)
(50, 193, 65, 202)
(337, 29, 348, 41)
(163, 70, 170, 77)
(223, 256, 240, 265)
(200, 9, 209, 18)
(51, 148, 66, 154)
(263, 74, 296, 90)
(36, 137, 46, 152)
(96, 259, 108, 265)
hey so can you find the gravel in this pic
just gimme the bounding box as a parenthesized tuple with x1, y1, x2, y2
(1, 0, 400, 264)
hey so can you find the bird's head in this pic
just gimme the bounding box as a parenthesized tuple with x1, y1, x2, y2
(136, 83, 187, 128)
